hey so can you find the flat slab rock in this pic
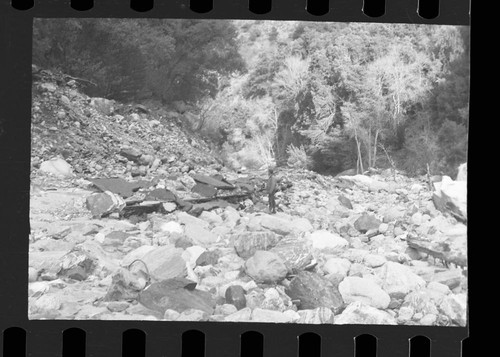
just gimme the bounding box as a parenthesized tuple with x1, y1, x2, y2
(138, 278, 216, 315)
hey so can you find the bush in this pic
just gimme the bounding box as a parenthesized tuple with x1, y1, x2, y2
(286, 144, 311, 169)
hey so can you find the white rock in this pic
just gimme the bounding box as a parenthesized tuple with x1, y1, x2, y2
(378, 223, 389, 234)
(177, 309, 209, 321)
(439, 293, 467, 326)
(160, 221, 184, 234)
(33, 294, 62, 312)
(339, 277, 390, 309)
(225, 307, 252, 322)
(397, 306, 415, 323)
(323, 258, 351, 276)
(121, 245, 156, 267)
(245, 251, 288, 283)
(39, 158, 73, 177)
(251, 308, 294, 323)
(420, 314, 437, 325)
(456, 163, 467, 181)
(334, 301, 397, 325)
(308, 230, 348, 252)
(163, 309, 180, 320)
(297, 307, 335, 324)
(199, 211, 223, 225)
(183, 246, 207, 268)
(379, 262, 426, 297)
(363, 254, 387, 268)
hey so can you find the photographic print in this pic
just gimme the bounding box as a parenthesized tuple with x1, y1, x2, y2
(28, 18, 469, 326)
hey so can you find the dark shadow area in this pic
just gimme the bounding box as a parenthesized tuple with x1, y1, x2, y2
(182, 330, 205, 357)
(11, 0, 34, 10)
(462, 337, 470, 357)
(190, 0, 213, 13)
(306, 0, 329, 16)
(63, 328, 86, 357)
(71, 0, 94, 11)
(3, 327, 26, 357)
(418, 0, 440, 19)
(355, 334, 377, 357)
(298, 332, 321, 357)
(249, 0, 272, 14)
(363, 0, 385, 17)
(130, 0, 154, 12)
(409, 336, 431, 357)
(241, 331, 264, 357)
(122, 329, 146, 357)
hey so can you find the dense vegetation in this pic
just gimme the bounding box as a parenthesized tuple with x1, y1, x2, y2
(33, 19, 469, 177)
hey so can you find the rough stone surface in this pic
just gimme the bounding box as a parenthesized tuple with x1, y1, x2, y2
(379, 262, 426, 298)
(244, 251, 288, 283)
(286, 271, 343, 313)
(232, 231, 281, 259)
(308, 230, 348, 252)
(339, 276, 391, 309)
(335, 301, 397, 325)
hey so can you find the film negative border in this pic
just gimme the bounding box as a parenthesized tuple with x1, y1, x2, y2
(0, 0, 470, 356)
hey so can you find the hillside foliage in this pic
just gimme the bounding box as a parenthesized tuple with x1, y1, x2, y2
(33, 19, 469, 177)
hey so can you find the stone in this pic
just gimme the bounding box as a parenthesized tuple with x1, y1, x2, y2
(85, 192, 126, 218)
(90, 97, 114, 115)
(225, 285, 247, 310)
(32, 294, 62, 313)
(160, 221, 184, 235)
(164, 309, 181, 320)
(286, 271, 343, 313)
(192, 183, 217, 198)
(192, 173, 234, 189)
(379, 262, 426, 298)
(432, 269, 464, 290)
(217, 304, 238, 316)
(382, 206, 405, 223)
(251, 308, 294, 323)
(183, 246, 207, 268)
(106, 301, 130, 312)
(141, 246, 187, 281)
(59, 241, 118, 280)
(104, 268, 146, 301)
(297, 307, 335, 324)
(177, 212, 210, 229)
(397, 306, 415, 323)
(144, 188, 177, 202)
(195, 250, 220, 266)
(323, 258, 351, 277)
(222, 207, 240, 228)
(121, 245, 156, 267)
(337, 195, 353, 209)
(354, 213, 382, 233)
(184, 223, 218, 247)
(260, 215, 295, 235)
(232, 231, 281, 259)
(224, 307, 252, 322)
(260, 288, 288, 311)
(439, 293, 467, 326)
(39, 158, 73, 177)
(245, 251, 288, 283)
(420, 313, 437, 325)
(138, 278, 216, 315)
(290, 217, 315, 233)
(378, 223, 389, 234)
(335, 301, 397, 325)
(177, 308, 210, 321)
(199, 210, 223, 225)
(308, 230, 348, 252)
(339, 276, 390, 309)
(269, 236, 313, 274)
(433, 176, 467, 221)
(456, 163, 467, 181)
(29, 267, 39, 282)
(363, 254, 387, 268)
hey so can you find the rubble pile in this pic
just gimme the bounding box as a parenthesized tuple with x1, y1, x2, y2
(28, 69, 468, 326)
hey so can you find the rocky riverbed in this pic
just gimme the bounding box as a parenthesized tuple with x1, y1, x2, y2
(28, 68, 467, 326)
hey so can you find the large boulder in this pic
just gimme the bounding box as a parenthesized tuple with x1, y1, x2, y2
(39, 158, 74, 177)
(439, 293, 467, 326)
(338, 276, 391, 309)
(232, 231, 281, 259)
(269, 236, 313, 274)
(334, 301, 397, 325)
(244, 251, 288, 283)
(285, 271, 344, 313)
(433, 176, 467, 221)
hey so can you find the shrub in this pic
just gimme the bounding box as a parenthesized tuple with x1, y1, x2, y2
(286, 144, 311, 169)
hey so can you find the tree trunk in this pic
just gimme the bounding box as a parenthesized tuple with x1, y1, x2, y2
(372, 129, 380, 168)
